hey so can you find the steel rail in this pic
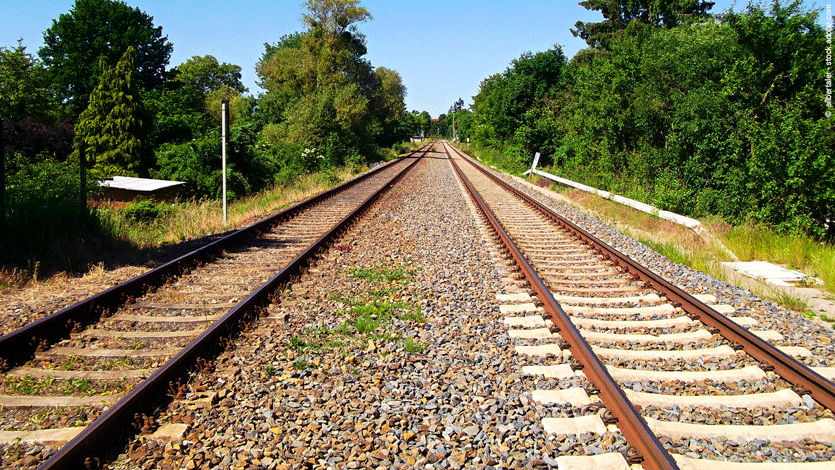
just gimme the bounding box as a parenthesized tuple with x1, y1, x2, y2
(0, 144, 430, 370)
(37, 148, 429, 470)
(443, 142, 678, 470)
(446, 143, 835, 413)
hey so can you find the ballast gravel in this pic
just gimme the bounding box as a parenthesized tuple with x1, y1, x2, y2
(110, 153, 631, 469)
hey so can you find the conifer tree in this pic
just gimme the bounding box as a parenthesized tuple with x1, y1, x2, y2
(573, 0, 715, 49)
(74, 47, 144, 176)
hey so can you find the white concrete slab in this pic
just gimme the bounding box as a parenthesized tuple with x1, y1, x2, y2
(496, 293, 532, 302)
(504, 316, 547, 327)
(751, 330, 784, 341)
(556, 453, 630, 470)
(606, 365, 767, 383)
(570, 316, 695, 330)
(580, 329, 711, 344)
(0, 427, 84, 446)
(779, 346, 814, 358)
(508, 328, 556, 339)
(552, 293, 661, 306)
(515, 344, 562, 356)
(0, 394, 123, 408)
(565, 304, 675, 317)
(728, 316, 758, 327)
(531, 388, 591, 406)
(645, 417, 835, 442)
(522, 364, 576, 379)
(592, 345, 737, 361)
(500, 303, 539, 314)
(721, 261, 811, 287)
(812, 367, 835, 380)
(624, 388, 802, 409)
(674, 454, 835, 470)
(542, 415, 607, 436)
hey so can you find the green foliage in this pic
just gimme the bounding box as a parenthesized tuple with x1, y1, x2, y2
(471, 47, 568, 162)
(172, 55, 247, 95)
(73, 47, 147, 177)
(39, 0, 172, 114)
(119, 200, 172, 223)
(403, 338, 427, 354)
(1, 153, 100, 270)
(0, 41, 56, 120)
(573, 0, 715, 49)
(254, 0, 406, 168)
(477, 1, 832, 238)
(350, 266, 408, 283)
(151, 123, 278, 200)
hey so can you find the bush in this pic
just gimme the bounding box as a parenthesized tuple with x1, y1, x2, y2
(120, 200, 172, 223)
(1, 153, 100, 271)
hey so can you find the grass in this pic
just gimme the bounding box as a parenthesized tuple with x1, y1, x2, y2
(0, 164, 367, 287)
(2, 374, 126, 396)
(767, 289, 811, 315)
(403, 338, 427, 354)
(453, 141, 835, 317)
(284, 263, 424, 362)
(4, 375, 55, 395)
(97, 166, 363, 249)
(638, 238, 692, 266)
(713, 220, 835, 292)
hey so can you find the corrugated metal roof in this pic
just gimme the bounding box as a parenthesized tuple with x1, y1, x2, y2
(99, 176, 185, 192)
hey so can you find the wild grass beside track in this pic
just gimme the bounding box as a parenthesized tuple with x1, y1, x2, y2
(454, 142, 835, 304)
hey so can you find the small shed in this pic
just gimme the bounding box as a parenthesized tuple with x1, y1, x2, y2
(99, 176, 185, 204)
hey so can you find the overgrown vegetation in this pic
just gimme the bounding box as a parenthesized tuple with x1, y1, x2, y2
(466, 0, 833, 240)
(0, 0, 428, 275)
(284, 263, 426, 365)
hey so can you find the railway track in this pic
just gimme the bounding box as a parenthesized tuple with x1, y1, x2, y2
(3, 140, 835, 469)
(0, 145, 429, 469)
(442, 141, 835, 469)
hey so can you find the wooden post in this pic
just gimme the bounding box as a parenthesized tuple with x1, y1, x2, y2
(79, 144, 86, 214)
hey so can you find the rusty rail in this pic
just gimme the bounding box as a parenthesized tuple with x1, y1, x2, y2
(443, 142, 678, 470)
(445, 142, 835, 413)
(32, 146, 429, 470)
(0, 146, 427, 369)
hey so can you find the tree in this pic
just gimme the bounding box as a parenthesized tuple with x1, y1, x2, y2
(471, 47, 567, 149)
(368, 67, 406, 146)
(173, 55, 246, 95)
(302, 0, 371, 35)
(0, 41, 55, 120)
(39, 0, 172, 114)
(573, 0, 715, 48)
(256, 0, 402, 166)
(74, 47, 146, 176)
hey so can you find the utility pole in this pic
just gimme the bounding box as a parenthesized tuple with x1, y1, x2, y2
(0, 118, 5, 243)
(221, 100, 229, 225)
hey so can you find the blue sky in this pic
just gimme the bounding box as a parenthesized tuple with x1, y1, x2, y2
(2, 0, 829, 117)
